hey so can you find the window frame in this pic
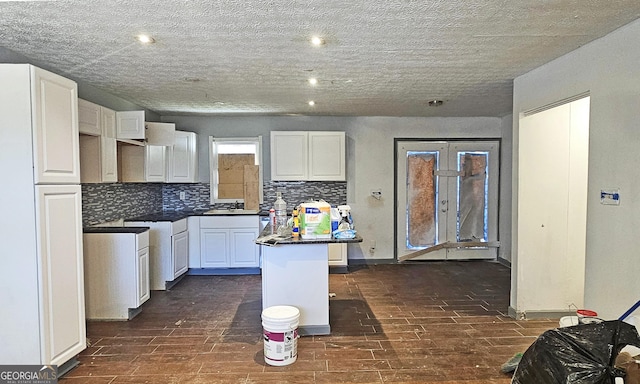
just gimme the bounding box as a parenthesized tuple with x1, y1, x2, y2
(209, 136, 263, 204)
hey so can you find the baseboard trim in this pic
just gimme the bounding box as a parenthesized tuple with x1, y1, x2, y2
(496, 256, 511, 268)
(188, 268, 261, 275)
(508, 306, 573, 320)
(348, 258, 397, 265)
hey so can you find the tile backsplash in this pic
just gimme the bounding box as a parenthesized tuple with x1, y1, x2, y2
(82, 183, 163, 226)
(82, 181, 346, 225)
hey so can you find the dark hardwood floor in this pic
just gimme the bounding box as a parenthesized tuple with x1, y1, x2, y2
(61, 261, 558, 383)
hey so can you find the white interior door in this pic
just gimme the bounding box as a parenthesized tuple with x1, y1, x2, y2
(396, 141, 499, 261)
(516, 96, 589, 312)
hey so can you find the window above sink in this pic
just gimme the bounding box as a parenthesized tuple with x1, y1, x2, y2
(209, 136, 263, 205)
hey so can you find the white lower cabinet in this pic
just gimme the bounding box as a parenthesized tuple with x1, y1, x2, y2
(328, 243, 348, 267)
(83, 229, 150, 320)
(195, 216, 260, 268)
(126, 218, 189, 290)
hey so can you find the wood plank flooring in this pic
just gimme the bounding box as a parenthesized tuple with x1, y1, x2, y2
(61, 261, 558, 383)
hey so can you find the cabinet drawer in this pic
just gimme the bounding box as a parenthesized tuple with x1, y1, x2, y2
(199, 215, 258, 229)
(172, 218, 188, 234)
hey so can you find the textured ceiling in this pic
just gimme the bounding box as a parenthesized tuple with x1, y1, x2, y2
(1, 1, 639, 117)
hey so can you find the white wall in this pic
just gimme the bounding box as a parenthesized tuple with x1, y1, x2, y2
(512, 19, 640, 319)
(162, 115, 504, 261)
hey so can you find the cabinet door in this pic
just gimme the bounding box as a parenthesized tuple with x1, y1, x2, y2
(172, 231, 189, 278)
(200, 229, 229, 267)
(230, 229, 259, 267)
(101, 106, 117, 138)
(32, 67, 80, 184)
(35, 185, 86, 365)
(145, 122, 176, 146)
(145, 145, 166, 182)
(78, 99, 101, 135)
(328, 243, 347, 266)
(101, 137, 118, 182)
(308, 131, 346, 181)
(137, 246, 150, 306)
(168, 131, 197, 183)
(116, 110, 145, 139)
(270, 131, 308, 180)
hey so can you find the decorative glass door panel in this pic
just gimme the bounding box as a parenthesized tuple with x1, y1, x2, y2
(397, 141, 499, 261)
(406, 151, 438, 248)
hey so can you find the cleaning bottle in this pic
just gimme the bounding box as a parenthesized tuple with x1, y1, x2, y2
(292, 209, 299, 238)
(273, 192, 288, 236)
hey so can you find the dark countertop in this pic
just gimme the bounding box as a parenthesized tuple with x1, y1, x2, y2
(125, 210, 269, 222)
(256, 225, 362, 246)
(83, 226, 150, 234)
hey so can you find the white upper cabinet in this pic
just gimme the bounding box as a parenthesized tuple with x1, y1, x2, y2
(78, 99, 118, 183)
(145, 122, 176, 146)
(116, 114, 175, 146)
(145, 145, 167, 182)
(116, 111, 145, 140)
(308, 131, 346, 181)
(78, 98, 101, 136)
(271, 131, 345, 181)
(32, 67, 81, 184)
(270, 131, 308, 180)
(167, 131, 198, 183)
(101, 106, 116, 138)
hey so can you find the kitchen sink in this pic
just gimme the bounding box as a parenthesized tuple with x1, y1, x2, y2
(203, 209, 259, 215)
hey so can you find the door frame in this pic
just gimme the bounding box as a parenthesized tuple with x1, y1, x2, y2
(394, 138, 502, 261)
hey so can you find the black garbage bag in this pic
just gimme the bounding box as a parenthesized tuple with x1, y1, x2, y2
(512, 320, 640, 384)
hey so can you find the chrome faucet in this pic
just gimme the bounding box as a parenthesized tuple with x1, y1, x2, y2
(234, 200, 240, 210)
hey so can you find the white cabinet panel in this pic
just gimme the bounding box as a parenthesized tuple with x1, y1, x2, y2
(137, 246, 151, 305)
(173, 231, 189, 277)
(271, 131, 308, 180)
(309, 131, 346, 181)
(168, 131, 198, 183)
(36, 185, 85, 365)
(78, 98, 101, 135)
(32, 67, 80, 184)
(116, 111, 145, 139)
(101, 137, 118, 182)
(201, 229, 229, 267)
(101, 106, 116, 138)
(328, 243, 347, 267)
(145, 145, 167, 182)
(231, 229, 260, 267)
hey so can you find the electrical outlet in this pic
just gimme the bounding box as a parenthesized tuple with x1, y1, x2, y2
(179, 191, 186, 200)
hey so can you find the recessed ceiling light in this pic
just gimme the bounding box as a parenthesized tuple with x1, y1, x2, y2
(308, 101, 315, 106)
(308, 78, 318, 86)
(428, 100, 444, 107)
(136, 34, 155, 44)
(310, 36, 325, 46)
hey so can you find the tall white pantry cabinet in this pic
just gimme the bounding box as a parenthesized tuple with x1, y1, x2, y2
(0, 64, 86, 369)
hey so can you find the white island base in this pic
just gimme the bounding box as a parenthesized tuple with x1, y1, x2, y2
(261, 242, 330, 336)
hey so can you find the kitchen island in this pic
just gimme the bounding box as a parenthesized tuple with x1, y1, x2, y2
(257, 227, 362, 336)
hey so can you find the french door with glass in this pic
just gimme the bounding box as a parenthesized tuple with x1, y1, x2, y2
(396, 140, 499, 260)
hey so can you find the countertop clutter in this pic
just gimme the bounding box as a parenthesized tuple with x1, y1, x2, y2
(255, 224, 362, 245)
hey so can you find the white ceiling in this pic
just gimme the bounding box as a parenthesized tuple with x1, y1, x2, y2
(1, 1, 638, 117)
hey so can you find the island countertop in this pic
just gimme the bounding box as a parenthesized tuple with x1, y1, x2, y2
(256, 225, 362, 245)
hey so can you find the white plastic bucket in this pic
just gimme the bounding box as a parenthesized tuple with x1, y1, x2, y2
(262, 305, 299, 366)
(559, 316, 580, 327)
